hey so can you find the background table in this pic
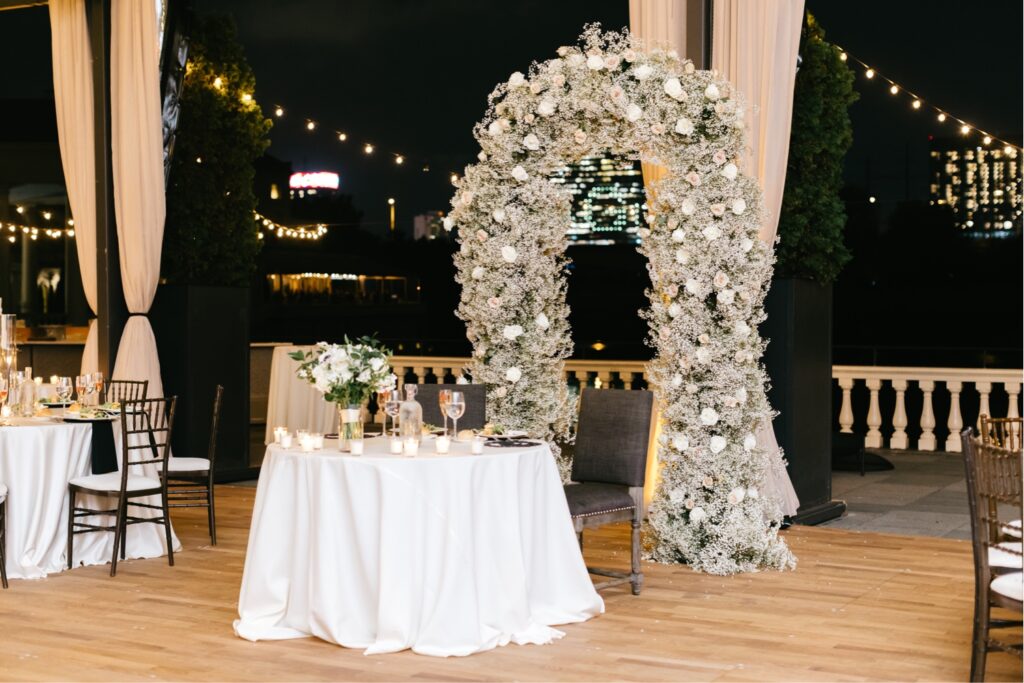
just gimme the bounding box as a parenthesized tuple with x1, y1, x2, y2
(263, 345, 337, 444)
(0, 418, 181, 580)
(234, 438, 603, 656)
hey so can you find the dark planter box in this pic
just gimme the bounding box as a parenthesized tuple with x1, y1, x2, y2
(761, 278, 845, 525)
(151, 284, 255, 482)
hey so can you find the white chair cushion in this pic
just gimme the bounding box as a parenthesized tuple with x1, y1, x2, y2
(0, 482, 6, 502)
(989, 542, 1023, 569)
(69, 471, 160, 492)
(167, 457, 211, 473)
(1004, 519, 1022, 539)
(990, 571, 1023, 602)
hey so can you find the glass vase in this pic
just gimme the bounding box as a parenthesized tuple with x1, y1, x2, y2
(337, 404, 363, 452)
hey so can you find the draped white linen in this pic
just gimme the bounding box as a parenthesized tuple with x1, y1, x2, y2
(0, 419, 179, 580)
(48, 0, 99, 375)
(264, 346, 337, 444)
(629, 0, 803, 516)
(235, 440, 604, 656)
(109, 0, 166, 398)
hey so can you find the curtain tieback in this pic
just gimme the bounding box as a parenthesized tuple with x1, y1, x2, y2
(127, 312, 149, 318)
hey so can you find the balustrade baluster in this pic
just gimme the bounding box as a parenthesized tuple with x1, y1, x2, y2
(596, 369, 611, 390)
(412, 366, 426, 386)
(919, 380, 936, 451)
(1006, 382, 1021, 446)
(945, 380, 963, 452)
(838, 377, 855, 433)
(865, 378, 883, 448)
(890, 379, 908, 449)
(975, 381, 992, 431)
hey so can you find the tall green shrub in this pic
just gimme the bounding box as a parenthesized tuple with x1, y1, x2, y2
(163, 14, 271, 286)
(775, 14, 857, 284)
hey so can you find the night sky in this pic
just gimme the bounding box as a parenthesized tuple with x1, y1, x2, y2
(2, 0, 1021, 231)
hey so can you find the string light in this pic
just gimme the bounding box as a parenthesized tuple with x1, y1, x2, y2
(274, 106, 284, 117)
(306, 120, 316, 131)
(395, 155, 404, 165)
(363, 143, 374, 154)
(241, 93, 252, 103)
(254, 211, 328, 241)
(834, 44, 1020, 151)
(337, 132, 347, 142)
(213, 76, 223, 90)
(2, 220, 74, 240)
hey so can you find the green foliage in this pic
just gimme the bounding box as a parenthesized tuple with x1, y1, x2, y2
(162, 14, 272, 286)
(775, 14, 858, 284)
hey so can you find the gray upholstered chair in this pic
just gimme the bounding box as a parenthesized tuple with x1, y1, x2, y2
(413, 383, 487, 432)
(565, 388, 654, 595)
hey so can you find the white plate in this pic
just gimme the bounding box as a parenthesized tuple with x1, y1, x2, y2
(62, 414, 117, 422)
(41, 401, 74, 408)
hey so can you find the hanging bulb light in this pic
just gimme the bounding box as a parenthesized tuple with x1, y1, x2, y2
(865, 68, 875, 79)
(306, 120, 316, 131)
(983, 135, 992, 145)
(274, 106, 284, 117)
(364, 143, 375, 154)
(937, 113, 947, 123)
(889, 84, 898, 95)
(912, 100, 921, 110)
(839, 52, 847, 62)
(338, 132, 347, 142)
(395, 155, 405, 165)
(960, 124, 970, 135)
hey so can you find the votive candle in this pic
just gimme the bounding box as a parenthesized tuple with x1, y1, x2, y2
(350, 439, 364, 455)
(279, 432, 293, 448)
(471, 436, 485, 455)
(403, 437, 419, 456)
(299, 435, 313, 452)
(389, 438, 403, 454)
(34, 376, 42, 386)
(435, 435, 451, 454)
(312, 433, 324, 449)
(273, 427, 285, 443)
(49, 375, 58, 385)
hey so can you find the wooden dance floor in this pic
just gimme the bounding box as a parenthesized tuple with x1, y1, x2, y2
(0, 485, 1019, 681)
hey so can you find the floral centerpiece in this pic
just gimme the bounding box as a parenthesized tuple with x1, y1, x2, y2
(290, 337, 396, 449)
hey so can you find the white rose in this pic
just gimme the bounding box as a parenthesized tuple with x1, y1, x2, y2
(722, 163, 738, 180)
(703, 225, 722, 241)
(671, 373, 683, 388)
(477, 151, 487, 162)
(689, 507, 706, 524)
(471, 266, 485, 280)
(460, 191, 474, 206)
(604, 54, 621, 69)
(717, 289, 735, 305)
(626, 104, 643, 122)
(586, 54, 604, 70)
(681, 198, 696, 215)
(734, 320, 751, 337)
(529, 81, 543, 94)
(535, 312, 550, 330)
(713, 271, 730, 288)
(663, 77, 685, 100)
(672, 434, 689, 451)
(669, 489, 685, 504)
(537, 99, 557, 116)
(523, 134, 540, 150)
(732, 198, 747, 215)
(675, 248, 689, 264)
(492, 208, 507, 223)
(511, 165, 529, 182)
(736, 388, 748, 403)
(508, 71, 526, 87)
(574, 129, 588, 144)
(552, 73, 566, 88)
(487, 120, 504, 137)
(502, 324, 524, 340)
(685, 278, 701, 294)
(442, 216, 454, 232)
(369, 356, 385, 371)
(667, 303, 681, 318)
(709, 436, 727, 454)
(633, 63, 653, 80)
(704, 83, 721, 100)
(700, 407, 719, 426)
(695, 348, 711, 364)
(746, 487, 760, 500)
(671, 228, 686, 243)
(675, 117, 694, 135)
(698, 333, 710, 345)
(740, 237, 754, 252)
(568, 53, 585, 67)
(727, 487, 746, 505)
(495, 385, 508, 397)
(506, 366, 522, 383)
(743, 433, 757, 451)
(501, 245, 518, 262)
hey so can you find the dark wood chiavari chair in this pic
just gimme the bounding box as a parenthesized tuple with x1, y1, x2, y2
(979, 415, 1023, 544)
(167, 385, 222, 545)
(66, 397, 177, 576)
(105, 379, 149, 405)
(961, 429, 1023, 681)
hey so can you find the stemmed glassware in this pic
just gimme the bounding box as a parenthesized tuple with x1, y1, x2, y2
(75, 375, 87, 405)
(438, 389, 452, 436)
(383, 389, 402, 438)
(93, 371, 104, 405)
(446, 391, 466, 440)
(0, 376, 8, 423)
(56, 376, 73, 408)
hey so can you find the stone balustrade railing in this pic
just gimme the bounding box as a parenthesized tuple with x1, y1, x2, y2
(388, 356, 650, 391)
(832, 365, 1023, 452)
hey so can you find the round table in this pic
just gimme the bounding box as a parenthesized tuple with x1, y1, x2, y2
(0, 417, 180, 580)
(234, 437, 604, 656)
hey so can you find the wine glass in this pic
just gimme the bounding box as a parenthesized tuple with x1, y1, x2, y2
(75, 375, 87, 405)
(438, 389, 452, 436)
(446, 391, 466, 440)
(56, 376, 73, 404)
(93, 371, 104, 405)
(383, 389, 401, 438)
(0, 376, 8, 421)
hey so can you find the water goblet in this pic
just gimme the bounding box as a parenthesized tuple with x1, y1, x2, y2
(438, 389, 452, 436)
(446, 391, 466, 440)
(383, 389, 401, 438)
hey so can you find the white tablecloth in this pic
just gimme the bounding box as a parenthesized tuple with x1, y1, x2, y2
(264, 345, 336, 444)
(234, 438, 603, 656)
(0, 417, 180, 580)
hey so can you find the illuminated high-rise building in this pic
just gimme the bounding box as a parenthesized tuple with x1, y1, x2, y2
(929, 138, 1021, 236)
(549, 156, 645, 245)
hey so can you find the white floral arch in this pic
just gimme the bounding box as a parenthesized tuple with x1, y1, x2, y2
(446, 26, 794, 574)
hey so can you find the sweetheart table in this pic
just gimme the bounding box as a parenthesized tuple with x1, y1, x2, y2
(234, 438, 604, 656)
(0, 417, 180, 580)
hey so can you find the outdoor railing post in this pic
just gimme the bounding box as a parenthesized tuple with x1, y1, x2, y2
(918, 379, 936, 451)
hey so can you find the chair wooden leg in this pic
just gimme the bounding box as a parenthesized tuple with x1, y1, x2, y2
(970, 587, 989, 681)
(110, 498, 126, 577)
(207, 478, 217, 546)
(66, 490, 75, 570)
(1, 500, 8, 589)
(630, 519, 642, 596)
(163, 491, 174, 567)
(119, 503, 128, 560)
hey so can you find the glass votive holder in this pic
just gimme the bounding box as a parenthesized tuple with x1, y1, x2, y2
(273, 427, 285, 444)
(34, 376, 42, 386)
(49, 375, 59, 386)
(299, 435, 313, 453)
(350, 439, 364, 455)
(296, 429, 309, 441)
(403, 437, 419, 457)
(471, 436, 485, 455)
(435, 434, 451, 454)
(389, 437, 403, 454)
(312, 433, 324, 449)
(279, 432, 293, 448)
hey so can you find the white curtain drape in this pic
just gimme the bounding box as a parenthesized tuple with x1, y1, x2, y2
(49, 0, 99, 375)
(712, 0, 805, 516)
(110, 0, 166, 398)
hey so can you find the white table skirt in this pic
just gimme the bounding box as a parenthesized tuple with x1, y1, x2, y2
(234, 438, 603, 656)
(264, 345, 337, 444)
(0, 418, 180, 580)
